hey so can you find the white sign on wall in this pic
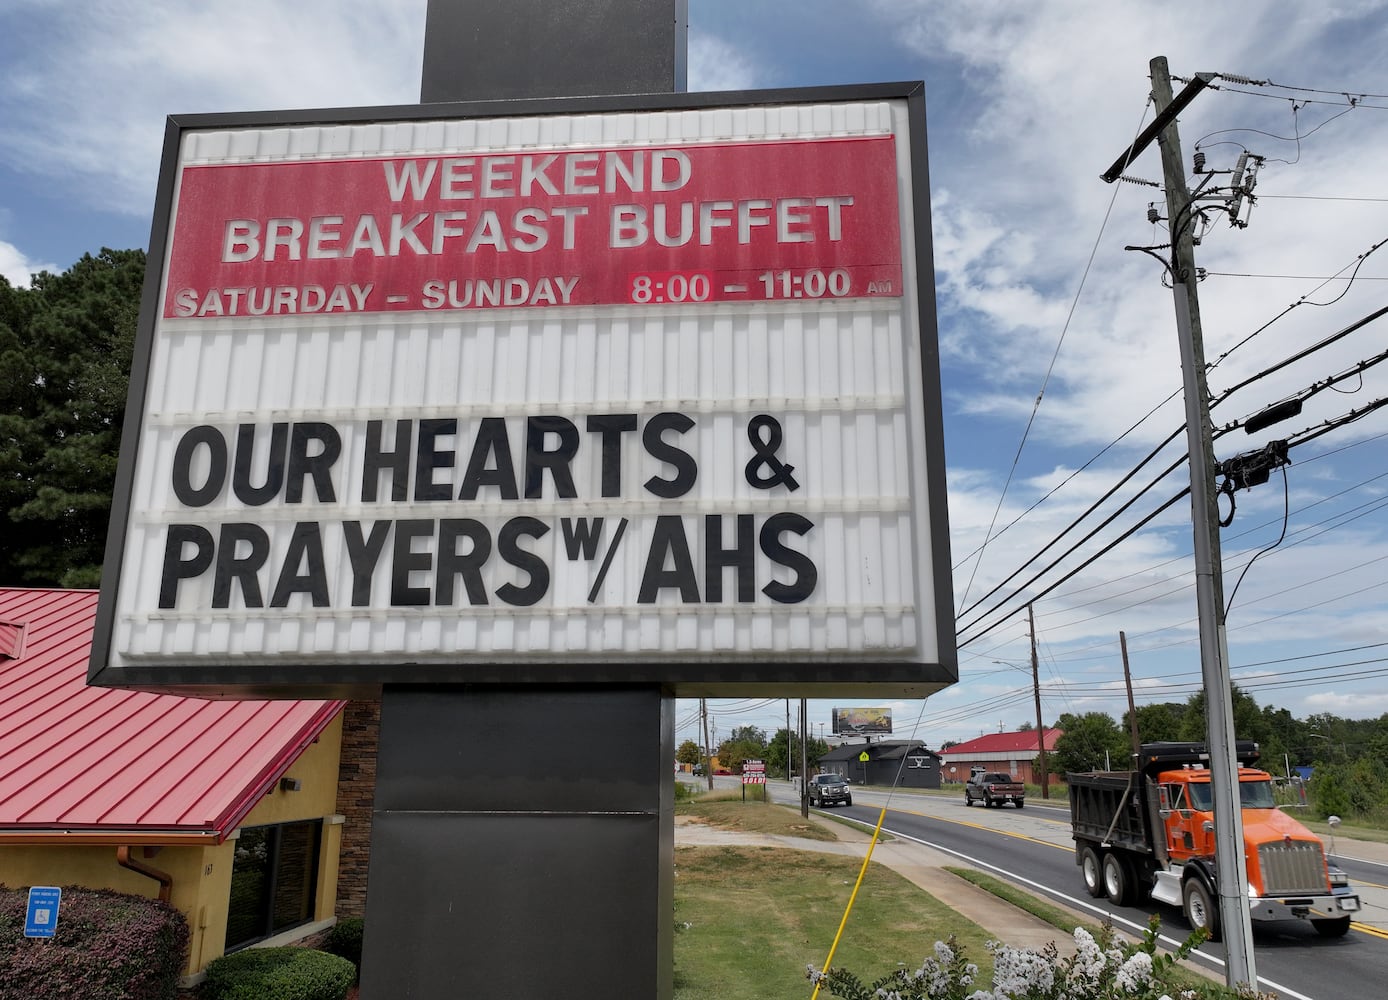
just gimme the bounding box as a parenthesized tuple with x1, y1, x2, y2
(90, 84, 956, 697)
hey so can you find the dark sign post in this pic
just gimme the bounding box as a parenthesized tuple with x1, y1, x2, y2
(88, 2, 954, 995)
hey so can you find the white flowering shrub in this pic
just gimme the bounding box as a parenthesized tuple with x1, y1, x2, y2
(807, 916, 1277, 1000)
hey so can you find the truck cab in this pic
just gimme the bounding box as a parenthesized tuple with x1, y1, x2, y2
(1151, 761, 1357, 935)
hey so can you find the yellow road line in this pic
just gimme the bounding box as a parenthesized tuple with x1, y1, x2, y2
(1353, 922, 1388, 941)
(890, 807, 1074, 852)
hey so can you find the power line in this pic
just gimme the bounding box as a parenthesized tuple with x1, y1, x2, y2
(957, 93, 1155, 613)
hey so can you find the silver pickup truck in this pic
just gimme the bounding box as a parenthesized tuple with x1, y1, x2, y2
(807, 773, 852, 808)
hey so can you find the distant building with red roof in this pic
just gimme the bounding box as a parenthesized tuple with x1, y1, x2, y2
(0, 587, 350, 982)
(938, 728, 1063, 787)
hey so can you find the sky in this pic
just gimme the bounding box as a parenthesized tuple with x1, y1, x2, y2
(4, 1, 1388, 753)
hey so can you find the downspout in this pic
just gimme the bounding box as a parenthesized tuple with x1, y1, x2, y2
(116, 846, 174, 903)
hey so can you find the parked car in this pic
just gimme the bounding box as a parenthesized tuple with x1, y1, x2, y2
(807, 773, 852, 808)
(964, 771, 1025, 808)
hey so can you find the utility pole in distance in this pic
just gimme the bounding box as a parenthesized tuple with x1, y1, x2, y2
(1103, 56, 1256, 988)
(1027, 603, 1048, 798)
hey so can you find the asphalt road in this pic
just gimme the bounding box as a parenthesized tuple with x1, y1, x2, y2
(762, 780, 1388, 1000)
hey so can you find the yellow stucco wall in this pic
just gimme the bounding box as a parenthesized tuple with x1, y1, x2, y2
(2, 840, 224, 976)
(0, 708, 346, 977)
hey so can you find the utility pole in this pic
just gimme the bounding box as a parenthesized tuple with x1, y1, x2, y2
(785, 699, 792, 780)
(799, 698, 809, 818)
(1119, 632, 1142, 763)
(1102, 56, 1255, 988)
(1027, 603, 1049, 798)
(701, 698, 713, 791)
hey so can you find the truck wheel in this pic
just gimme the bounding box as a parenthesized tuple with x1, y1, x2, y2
(1015, 799, 1025, 808)
(964, 793, 973, 807)
(1080, 846, 1104, 898)
(1102, 853, 1134, 906)
(1182, 878, 1221, 941)
(844, 795, 852, 806)
(1313, 916, 1351, 938)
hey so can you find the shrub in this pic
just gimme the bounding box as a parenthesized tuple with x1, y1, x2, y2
(807, 917, 1272, 1000)
(322, 917, 363, 976)
(0, 885, 190, 1000)
(200, 946, 354, 1000)
(1309, 765, 1353, 820)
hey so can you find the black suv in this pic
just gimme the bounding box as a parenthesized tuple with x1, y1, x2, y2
(807, 773, 852, 808)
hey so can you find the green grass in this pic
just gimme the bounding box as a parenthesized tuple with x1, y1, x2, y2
(677, 794, 840, 842)
(674, 846, 993, 1000)
(1297, 814, 1388, 845)
(943, 866, 1098, 937)
(679, 792, 892, 843)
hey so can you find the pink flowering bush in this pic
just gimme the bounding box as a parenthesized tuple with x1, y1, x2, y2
(808, 916, 1276, 1000)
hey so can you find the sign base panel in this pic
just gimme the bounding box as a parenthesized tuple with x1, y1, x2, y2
(359, 685, 674, 999)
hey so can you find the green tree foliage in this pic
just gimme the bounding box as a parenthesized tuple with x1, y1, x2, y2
(1057, 692, 1388, 823)
(716, 725, 768, 773)
(0, 249, 145, 586)
(1309, 766, 1353, 820)
(1177, 684, 1268, 746)
(1050, 712, 1129, 775)
(1128, 702, 1186, 743)
(1366, 715, 1388, 767)
(676, 739, 702, 766)
(764, 728, 831, 777)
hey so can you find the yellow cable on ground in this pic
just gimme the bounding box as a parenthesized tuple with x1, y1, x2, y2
(809, 804, 888, 1000)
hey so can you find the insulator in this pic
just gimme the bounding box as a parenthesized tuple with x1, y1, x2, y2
(1147, 204, 1160, 224)
(1218, 73, 1265, 86)
(1193, 150, 1206, 172)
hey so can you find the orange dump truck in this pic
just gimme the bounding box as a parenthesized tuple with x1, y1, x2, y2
(1069, 742, 1359, 940)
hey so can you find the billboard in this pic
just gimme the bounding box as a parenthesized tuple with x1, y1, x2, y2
(89, 83, 955, 697)
(833, 706, 893, 735)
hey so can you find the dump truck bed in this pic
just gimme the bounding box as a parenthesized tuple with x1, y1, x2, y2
(1068, 771, 1154, 856)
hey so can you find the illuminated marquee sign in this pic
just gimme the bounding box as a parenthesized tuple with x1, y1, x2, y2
(90, 84, 956, 697)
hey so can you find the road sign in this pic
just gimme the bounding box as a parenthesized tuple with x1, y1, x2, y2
(858, 751, 870, 762)
(25, 886, 61, 939)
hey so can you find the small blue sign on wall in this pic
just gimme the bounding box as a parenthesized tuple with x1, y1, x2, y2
(24, 886, 61, 939)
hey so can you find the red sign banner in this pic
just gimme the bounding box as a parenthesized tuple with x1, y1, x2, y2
(742, 760, 767, 785)
(164, 137, 903, 318)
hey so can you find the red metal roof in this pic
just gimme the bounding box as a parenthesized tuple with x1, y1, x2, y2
(941, 728, 1063, 756)
(0, 588, 345, 841)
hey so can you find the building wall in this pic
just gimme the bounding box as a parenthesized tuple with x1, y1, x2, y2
(241, 711, 344, 827)
(0, 709, 348, 978)
(941, 756, 1059, 787)
(3, 840, 224, 978)
(868, 757, 942, 789)
(334, 698, 380, 917)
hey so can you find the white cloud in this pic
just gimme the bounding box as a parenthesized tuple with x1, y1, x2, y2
(688, 34, 760, 93)
(0, 1, 426, 216)
(0, 238, 55, 288)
